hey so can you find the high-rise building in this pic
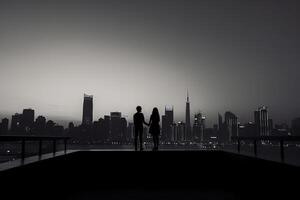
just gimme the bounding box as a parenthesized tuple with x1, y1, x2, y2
(162, 106, 174, 141)
(45, 120, 55, 134)
(110, 112, 122, 140)
(82, 94, 93, 125)
(238, 122, 256, 138)
(1, 118, 9, 134)
(177, 121, 186, 142)
(291, 118, 300, 136)
(11, 113, 23, 132)
(171, 123, 177, 142)
(34, 115, 46, 134)
(92, 118, 105, 142)
(268, 118, 273, 135)
(193, 113, 205, 142)
(254, 106, 269, 136)
(218, 113, 223, 131)
(185, 91, 191, 140)
(224, 111, 238, 142)
(103, 115, 111, 141)
(127, 123, 134, 140)
(121, 117, 128, 142)
(21, 108, 35, 132)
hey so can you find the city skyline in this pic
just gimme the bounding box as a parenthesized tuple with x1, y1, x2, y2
(0, 0, 299, 126)
(1, 93, 299, 146)
(0, 92, 298, 129)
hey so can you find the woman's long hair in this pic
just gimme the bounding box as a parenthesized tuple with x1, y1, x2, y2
(151, 107, 160, 122)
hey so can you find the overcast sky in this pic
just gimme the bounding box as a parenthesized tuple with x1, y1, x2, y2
(0, 0, 299, 126)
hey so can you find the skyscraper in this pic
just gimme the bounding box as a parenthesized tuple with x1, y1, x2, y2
(1, 118, 9, 134)
(185, 91, 191, 140)
(171, 123, 177, 142)
(224, 111, 238, 142)
(21, 108, 35, 132)
(193, 112, 205, 142)
(11, 113, 23, 132)
(254, 106, 269, 136)
(162, 106, 174, 141)
(127, 122, 134, 140)
(103, 115, 111, 141)
(110, 112, 122, 141)
(120, 117, 128, 142)
(218, 113, 223, 131)
(82, 94, 93, 125)
(177, 121, 186, 142)
(34, 115, 46, 134)
(291, 118, 300, 136)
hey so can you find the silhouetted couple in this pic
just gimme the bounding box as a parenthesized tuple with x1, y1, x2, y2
(133, 106, 160, 151)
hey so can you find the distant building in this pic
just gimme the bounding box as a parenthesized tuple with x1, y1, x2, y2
(162, 106, 174, 141)
(34, 116, 46, 134)
(254, 106, 269, 136)
(218, 113, 223, 131)
(292, 118, 300, 136)
(171, 123, 177, 142)
(185, 91, 191, 140)
(92, 119, 104, 141)
(53, 125, 64, 135)
(21, 108, 35, 132)
(46, 120, 55, 134)
(177, 121, 186, 142)
(11, 113, 23, 132)
(127, 123, 134, 141)
(103, 115, 111, 141)
(224, 111, 238, 142)
(272, 123, 289, 136)
(121, 117, 128, 142)
(110, 112, 122, 140)
(68, 122, 75, 135)
(268, 118, 273, 135)
(82, 94, 93, 125)
(238, 122, 256, 138)
(1, 118, 9, 134)
(203, 128, 217, 142)
(193, 113, 205, 142)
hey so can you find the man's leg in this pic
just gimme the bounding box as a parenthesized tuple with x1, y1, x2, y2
(139, 129, 143, 151)
(134, 128, 138, 151)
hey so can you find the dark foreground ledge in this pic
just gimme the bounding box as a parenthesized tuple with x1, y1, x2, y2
(0, 150, 299, 200)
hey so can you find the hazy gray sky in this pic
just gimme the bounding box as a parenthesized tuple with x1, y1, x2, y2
(0, 0, 299, 126)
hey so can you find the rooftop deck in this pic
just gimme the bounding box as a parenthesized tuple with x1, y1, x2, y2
(0, 150, 299, 200)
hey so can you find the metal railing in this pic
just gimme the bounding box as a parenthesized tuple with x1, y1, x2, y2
(231, 136, 300, 163)
(0, 135, 70, 160)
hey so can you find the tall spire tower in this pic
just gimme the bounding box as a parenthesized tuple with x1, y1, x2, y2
(185, 90, 191, 140)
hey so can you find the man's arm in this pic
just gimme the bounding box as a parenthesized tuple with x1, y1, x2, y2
(142, 114, 149, 126)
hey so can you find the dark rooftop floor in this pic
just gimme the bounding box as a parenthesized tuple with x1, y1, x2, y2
(0, 150, 299, 200)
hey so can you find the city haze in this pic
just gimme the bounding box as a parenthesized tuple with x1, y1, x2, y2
(0, 0, 300, 126)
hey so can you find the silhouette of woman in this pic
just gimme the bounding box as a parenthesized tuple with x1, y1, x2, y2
(149, 107, 160, 151)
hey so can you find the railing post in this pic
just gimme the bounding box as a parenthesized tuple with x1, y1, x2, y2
(53, 139, 56, 155)
(21, 138, 26, 161)
(238, 139, 241, 153)
(64, 138, 67, 154)
(280, 139, 285, 162)
(253, 139, 257, 157)
(39, 139, 43, 157)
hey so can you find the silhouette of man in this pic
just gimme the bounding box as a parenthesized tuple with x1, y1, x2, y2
(133, 106, 148, 151)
